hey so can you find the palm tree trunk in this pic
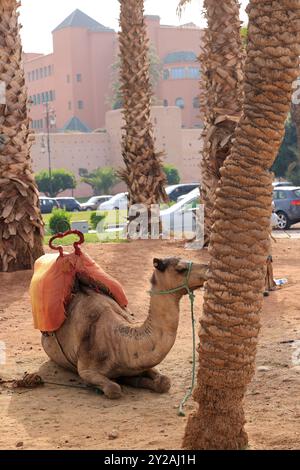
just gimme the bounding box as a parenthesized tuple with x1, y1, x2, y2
(199, 0, 244, 244)
(118, 0, 167, 218)
(183, 0, 300, 450)
(0, 0, 44, 272)
(178, 0, 244, 244)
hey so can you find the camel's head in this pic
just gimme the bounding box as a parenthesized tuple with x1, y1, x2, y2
(151, 257, 209, 296)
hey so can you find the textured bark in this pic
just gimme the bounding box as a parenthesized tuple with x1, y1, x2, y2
(0, 0, 44, 272)
(183, 0, 300, 450)
(178, 0, 244, 244)
(118, 0, 167, 209)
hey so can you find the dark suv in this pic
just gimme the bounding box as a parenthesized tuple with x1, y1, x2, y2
(55, 197, 82, 212)
(39, 197, 60, 214)
(273, 186, 300, 229)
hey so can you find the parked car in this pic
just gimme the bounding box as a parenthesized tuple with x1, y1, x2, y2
(99, 192, 128, 211)
(165, 183, 200, 202)
(272, 181, 293, 188)
(102, 188, 201, 239)
(39, 197, 60, 214)
(160, 188, 200, 236)
(55, 197, 82, 212)
(273, 186, 300, 229)
(81, 195, 113, 211)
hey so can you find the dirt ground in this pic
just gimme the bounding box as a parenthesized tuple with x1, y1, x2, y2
(0, 239, 299, 450)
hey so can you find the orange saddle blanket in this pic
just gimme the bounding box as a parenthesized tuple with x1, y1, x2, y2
(30, 250, 128, 333)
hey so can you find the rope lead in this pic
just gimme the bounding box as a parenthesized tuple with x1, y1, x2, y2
(149, 261, 197, 417)
(178, 291, 196, 417)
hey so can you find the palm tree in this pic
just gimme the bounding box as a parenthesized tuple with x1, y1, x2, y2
(178, 0, 244, 243)
(118, 0, 167, 221)
(0, 0, 44, 272)
(183, 0, 300, 449)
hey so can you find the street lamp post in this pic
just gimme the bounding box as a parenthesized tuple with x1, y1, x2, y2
(42, 102, 56, 197)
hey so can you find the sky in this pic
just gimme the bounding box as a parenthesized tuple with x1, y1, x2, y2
(19, 0, 249, 54)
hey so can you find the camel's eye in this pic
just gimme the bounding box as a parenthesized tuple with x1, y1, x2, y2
(175, 266, 188, 274)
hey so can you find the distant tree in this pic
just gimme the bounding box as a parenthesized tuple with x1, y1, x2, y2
(241, 26, 248, 46)
(272, 115, 298, 178)
(78, 168, 89, 177)
(111, 43, 163, 110)
(81, 167, 118, 195)
(163, 164, 181, 185)
(36, 169, 76, 198)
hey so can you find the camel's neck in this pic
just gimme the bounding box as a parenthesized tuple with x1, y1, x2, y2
(118, 291, 181, 371)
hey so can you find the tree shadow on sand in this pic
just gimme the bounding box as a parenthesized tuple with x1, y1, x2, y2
(6, 360, 114, 446)
(0, 271, 33, 310)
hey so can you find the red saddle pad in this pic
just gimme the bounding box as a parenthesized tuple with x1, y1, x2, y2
(30, 250, 128, 332)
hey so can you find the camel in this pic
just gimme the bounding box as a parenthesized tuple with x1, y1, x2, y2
(41, 257, 209, 399)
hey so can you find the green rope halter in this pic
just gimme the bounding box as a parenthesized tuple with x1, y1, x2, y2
(150, 261, 196, 417)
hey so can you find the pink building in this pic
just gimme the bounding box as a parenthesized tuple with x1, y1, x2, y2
(24, 9, 202, 132)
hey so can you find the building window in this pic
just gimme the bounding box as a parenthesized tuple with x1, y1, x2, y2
(163, 69, 170, 80)
(163, 99, 168, 107)
(27, 72, 31, 82)
(36, 69, 39, 80)
(193, 97, 200, 108)
(45, 91, 49, 102)
(49, 90, 54, 101)
(171, 67, 186, 80)
(188, 67, 200, 79)
(67, 75, 70, 83)
(76, 73, 82, 82)
(41, 92, 45, 103)
(37, 94, 41, 105)
(78, 100, 84, 109)
(40, 68, 44, 79)
(31, 70, 35, 81)
(68, 101, 72, 110)
(48, 65, 52, 76)
(175, 97, 185, 109)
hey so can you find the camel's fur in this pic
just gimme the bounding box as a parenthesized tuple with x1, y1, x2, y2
(42, 257, 208, 399)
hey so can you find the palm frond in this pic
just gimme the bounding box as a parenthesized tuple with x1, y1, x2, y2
(177, 0, 192, 17)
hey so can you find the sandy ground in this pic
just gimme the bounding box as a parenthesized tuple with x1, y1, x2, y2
(0, 239, 299, 450)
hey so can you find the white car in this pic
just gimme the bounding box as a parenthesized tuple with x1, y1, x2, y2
(99, 192, 128, 211)
(160, 188, 200, 238)
(81, 195, 112, 211)
(165, 183, 199, 202)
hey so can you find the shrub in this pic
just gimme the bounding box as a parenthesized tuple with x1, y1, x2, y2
(90, 212, 106, 230)
(49, 208, 71, 235)
(35, 169, 76, 198)
(163, 164, 180, 185)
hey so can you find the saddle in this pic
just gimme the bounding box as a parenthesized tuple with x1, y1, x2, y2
(30, 231, 128, 332)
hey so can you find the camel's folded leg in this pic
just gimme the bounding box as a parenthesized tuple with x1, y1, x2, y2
(119, 368, 171, 394)
(78, 363, 122, 399)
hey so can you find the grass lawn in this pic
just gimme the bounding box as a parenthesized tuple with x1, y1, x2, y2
(42, 210, 128, 229)
(44, 232, 128, 246)
(43, 209, 128, 246)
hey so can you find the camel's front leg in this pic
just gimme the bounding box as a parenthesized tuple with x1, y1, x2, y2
(119, 368, 171, 394)
(78, 363, 122, 399)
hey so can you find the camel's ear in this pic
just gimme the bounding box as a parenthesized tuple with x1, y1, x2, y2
(153, 258, 167, 272)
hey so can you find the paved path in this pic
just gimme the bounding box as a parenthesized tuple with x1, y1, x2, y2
(273, 230, 300, 239)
